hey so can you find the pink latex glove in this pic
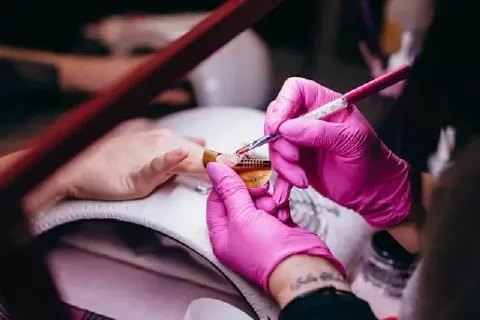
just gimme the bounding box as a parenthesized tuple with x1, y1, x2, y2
(264, 78, 411, 229)
(206, 162, 345, 292)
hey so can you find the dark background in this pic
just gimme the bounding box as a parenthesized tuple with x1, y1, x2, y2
(0, 0, 391, 153)
(0, 0, 386, 64)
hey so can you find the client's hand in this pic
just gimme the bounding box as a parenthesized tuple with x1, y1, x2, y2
(265, 77, 411, 229)
(205, 162, 345, 296)
(24, 120, 206, 213)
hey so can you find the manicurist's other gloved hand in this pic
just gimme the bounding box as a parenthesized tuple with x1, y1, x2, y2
(265, 77, 411, 229)
(205, 162, 345, 294)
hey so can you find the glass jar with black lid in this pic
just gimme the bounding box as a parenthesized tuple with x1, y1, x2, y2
(362, 230, 418, 298)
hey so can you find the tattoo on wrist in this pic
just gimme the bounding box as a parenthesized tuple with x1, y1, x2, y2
(290, 272, 348, 291)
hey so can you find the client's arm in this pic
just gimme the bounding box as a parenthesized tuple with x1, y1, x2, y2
(0, 149, 29, 170)
(0, 46, 190, 104)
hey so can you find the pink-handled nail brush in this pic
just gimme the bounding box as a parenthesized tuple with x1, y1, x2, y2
(235, 64, 411, 155)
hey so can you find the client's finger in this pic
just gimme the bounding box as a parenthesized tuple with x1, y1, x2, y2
(137, 147, 189, 191)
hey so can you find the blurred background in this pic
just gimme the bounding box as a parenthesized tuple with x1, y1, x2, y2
(0, 0, 430, 155)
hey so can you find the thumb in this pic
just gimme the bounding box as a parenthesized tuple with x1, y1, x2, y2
(279, 118, 356, 153)
(206, 162, 256, 217)
(22, 174, 67, 214)
(206, 190, 229, 239)
(206, 190, 231, 257)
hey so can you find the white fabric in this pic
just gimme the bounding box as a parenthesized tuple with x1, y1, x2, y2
(32, 106, 374, 319)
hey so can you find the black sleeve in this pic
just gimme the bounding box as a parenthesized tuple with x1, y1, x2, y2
(279, 286, 378, 320)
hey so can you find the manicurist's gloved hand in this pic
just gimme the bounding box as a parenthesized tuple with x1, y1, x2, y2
(265, 78, 411, 229)
(205, 162, 345, 292)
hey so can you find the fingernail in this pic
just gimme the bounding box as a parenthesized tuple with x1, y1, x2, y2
(159, 147, 189, 171)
